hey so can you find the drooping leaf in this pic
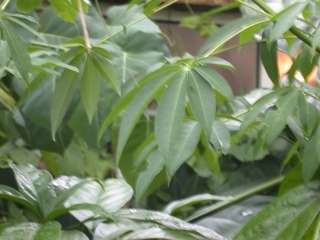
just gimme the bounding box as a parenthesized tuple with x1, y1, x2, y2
(269, 2, 307, 42)
(195, 67, 233, 100)
(260, 41, 279, 87)
(80, 54, 101, 123)
(135, 149, 165, 201)
(155, 72, 187, 160)
(118, 209, 225, 240)
(187, 71, 215, 135)
(210, 120, 230, 154)
(166, 120, 201, 177)
(116, 69, 178, 162)
(235, 184, 320, 240)
(302, 127, 320, 182)
(200, 16, 269, 56)
(51, 55, 82, 139)
(0, 20, 32, 80)
(98, 65, 177, 141)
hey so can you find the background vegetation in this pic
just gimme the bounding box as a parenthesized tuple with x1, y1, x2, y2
(0, 0, 319, 239)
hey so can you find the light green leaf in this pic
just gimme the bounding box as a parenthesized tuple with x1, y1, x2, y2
(49, 0, 88, 23)
(166, 120, 201, 177)
(136, 150, 165, 202)
(51, 56, 82, 139)
(264, 88, 300, 144)
(116, 70, 178, 162)
(270, 2, 307, 42)
(195, 66, 232, 100)
(98, 65, 177, 141)
(93, 53, 119, 95)
(34, 222, 61, 240)
(16, 0, 42, 12)
(200, 16, 269, 56)
(80, 54, 101, 123)
(1, 20, 32, 80)
(210, 120, 230, 153)
(187, 71, 215, 135)
(235, 184, 320, 240)
(302, 127, 320, 182)
(155, 72, 187, 160)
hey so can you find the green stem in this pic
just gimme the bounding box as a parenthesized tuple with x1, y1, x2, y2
(186, 176, 284, 222)
(251, 0, 320, 54)
(78, 0, 91, 51)
(0, 0, 10, 10)
(97, 0, 179, 45)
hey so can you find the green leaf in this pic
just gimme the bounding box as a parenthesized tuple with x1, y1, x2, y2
(155, 72, 187, 160)
(49, 0, 87, 23)
(260, 41, 279, 87)
(119, 209, 224, 240)
(195, 66, 232, 100)
(0, 184, 34, 210)
(16, 0, 42, 12)
(34, 222, 61, 240)
(116, 70, 178, 162)
(135, 149, 165, 202)
(264, 88, 300, 144)
(166, 120, 201, 177)
(92, 52, 119, 95)
(98, 65, 177, 141)
(210, 120, 230, 154)
(241, 89, 286, 129)
(51, 56, 82, 139)
(302, 127, 320, 182)
(200, 16, 269, 56)
(61, 231, 89, 240)
(80, 54, 101, 123)
(270, 2, 307, 42)
(1, 20, 32, 80)
(187, 71, 215, 135)
(235, 184, 320, 240)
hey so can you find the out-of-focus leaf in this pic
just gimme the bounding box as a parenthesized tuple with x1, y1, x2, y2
(51, 55, 82, 139)
(0, 20, 32, 80)
(302, 127, 320, 182)
(261, 41, 279, 87)
(16, 0, 42, 12)
(210, 120, 230, 154)
(269, 2, 307, 41)
(235, 184, 320, 240)
(200, 16, 269, 56)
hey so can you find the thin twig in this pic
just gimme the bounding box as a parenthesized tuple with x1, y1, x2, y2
(78, 0, 91, 51)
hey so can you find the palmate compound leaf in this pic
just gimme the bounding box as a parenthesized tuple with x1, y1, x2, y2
(235, 183, 320, 240)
